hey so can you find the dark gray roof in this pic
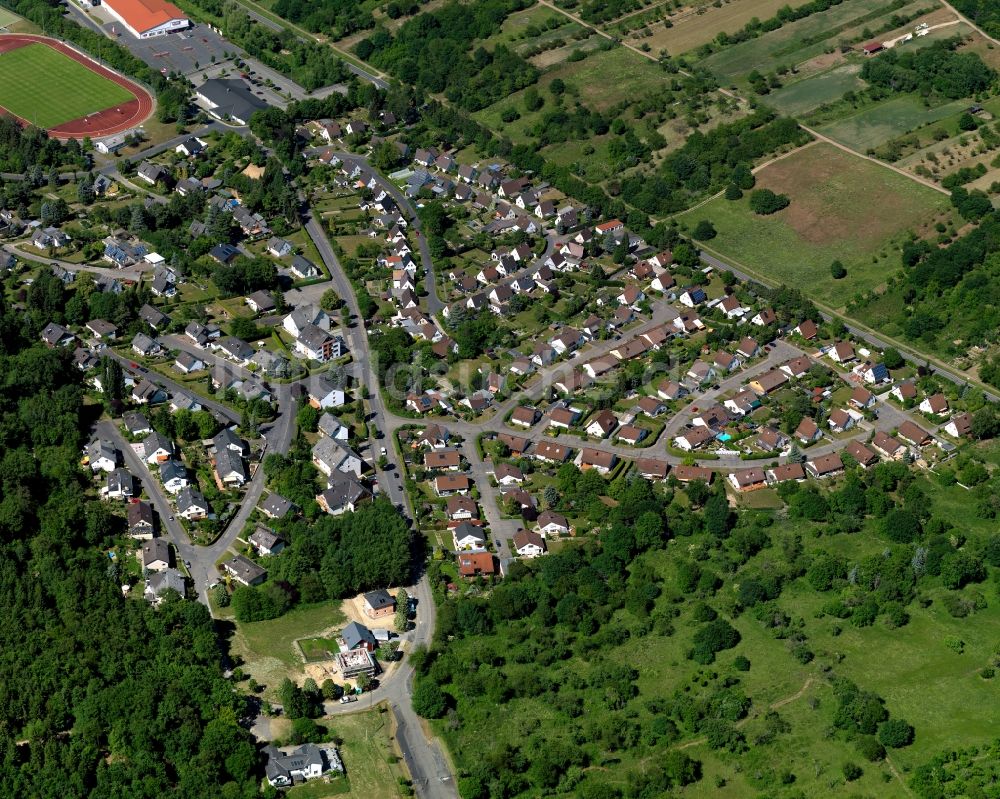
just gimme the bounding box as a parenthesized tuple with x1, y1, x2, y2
(260, 492, 294, 518)
(342, 620, 377, 650)
(363, 589, 395, 611)
(197, 78, 268, 124)
(159, 459, 186, 483)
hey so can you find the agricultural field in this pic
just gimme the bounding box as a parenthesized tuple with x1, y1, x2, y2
(619, 0, 814, 56)
(815, 95, 971, 153)
(0, 42, 133, 128)
(678, 142, 950, 308)
(765, 63, 866, 117)
(702, 0, 935, 84)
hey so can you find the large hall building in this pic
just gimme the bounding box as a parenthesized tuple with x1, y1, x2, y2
(103, 0, 190, 38)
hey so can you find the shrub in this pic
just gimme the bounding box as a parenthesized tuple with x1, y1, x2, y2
(843, 762, 863, 782)
(878, 718, 914, 748)
(830, 260, 847, 279)
(749, 188, 790, 215)
(692, 220, 717, 240)
(724, 183, 743, 200)
(857, 735, 886, 762)
(733, 655, 751, 672)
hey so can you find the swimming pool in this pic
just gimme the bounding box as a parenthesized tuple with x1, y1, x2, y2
(717, 433, 732, 442)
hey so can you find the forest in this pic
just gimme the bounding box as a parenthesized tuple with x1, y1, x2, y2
(851, 210, 1000, 377)
(412, 439, 1000, 797)
(859, 39, 995, 100)
(0, 302, 261, 796)
(357, 0, 539, 112)
(271, 0, 374, 37)
(229, 497, 414, 622)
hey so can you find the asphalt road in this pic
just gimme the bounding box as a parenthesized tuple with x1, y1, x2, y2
(699, 250, 999, 403)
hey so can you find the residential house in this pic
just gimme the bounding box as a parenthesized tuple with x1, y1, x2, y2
(845, 440, 879, 468)
(635, 458, 669, 480)
(131, 378, 165, 405)
(829, 341, 856, 363)
(727, 468, 767, 492)
(510, 406, 539, 428)
(672, 465, 715, 484)
(159, 459, 188, 494)
(806, 453, 844, 479)
(497, 433, 529, 455)
(306, 374, 346, 409)
(493, 463, 524, 486)
(453, 522, 486, 551)
(945, 412, 973, 439)
(736, 337, 760, 360)
(679, 286, 707, 307)
(86, 319, 118, 340)
(756, 427, 788, 452)
(548, 406, 581, 429)
(748, 369, 788, 395)
(127, 500, 155, 539)
(87, 439, 119, 473)
(827, 408, 855, 433)
(575, 447, 616, 474)
(139, 304, 170, 330)
(794, 417, 822, 444)
(674, 426, 715, 451)
(766, 463, 806, 484)
(312, 437, 363, 479)
(295, 323, 341, 362)
(537, 511, 569, 537)
(342, 621, 377, 652)
(458, 552, 496, 578)
(794, 319, 819, 339)
(897, 421, 931, 448)
(780, 356, 812, 380)
(424, 449, 462, 471)
(871, 431, 907, 460)
(246, 290, 276, 315)
(862, 362, 890, 385)
(217, 336, 254, 364)
(131, 332, 160, 356)
(103, 467, 136, 500)
(141, 538, 171, 572)
(214, 447, 248, 486)
(266, 237, 293, 258)
(919, 393, 949, 416)
(143, 432, 173, 464)
(222, 554, 267, 586)
(259, 492, 295, 519)
(316, 473, 371, 515)
(532, 441, 571, 464)
(850, 387, 876, 410)
(249, 526, 285, 556)
(290, 255, 321, 279)
(657, 380, 688, 401)
(363, 590, 396, 619)
(434, 474, 471, 497)
(686, 360, 715, 385)
(263, 744, 330, 789)
(446, 495, 478, 521)
(713, 350, 739, 373)
(513, 529, 546, 558)
(145, 569, 186, 605)
(41, 322, 75, 348)
(635, 396, 666, 417)
(750, 308, 777, 326)
(616, 425, 647, 445)
(585, 410, 617, 439)
(137, 161, 168, 186)
(175, 351, 205, 374)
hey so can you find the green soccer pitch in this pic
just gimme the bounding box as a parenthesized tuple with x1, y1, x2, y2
(0, 42, 135, 129)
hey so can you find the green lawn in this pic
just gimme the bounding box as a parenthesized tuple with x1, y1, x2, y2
(0, 43, 134, 128)
(286, 710, 404, 799)
(230, 600, 346, 692)
(679, 142, 949, 308)
(701, 0, 895, 81)
(766, 64, 866, 117)
(816, 95, 971, 153)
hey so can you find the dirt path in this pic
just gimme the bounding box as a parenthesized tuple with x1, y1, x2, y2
(885, 754, 916, 798)
(939, 0, 1000, 46)
(798, 124, 950, 195)
(672, 676, 817, 750)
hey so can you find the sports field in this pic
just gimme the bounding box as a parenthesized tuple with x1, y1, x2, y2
(0, 42, 133, 128)
(678, 142, 950, 308)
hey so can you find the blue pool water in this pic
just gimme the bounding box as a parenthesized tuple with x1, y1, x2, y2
(717, 433, 732, 442)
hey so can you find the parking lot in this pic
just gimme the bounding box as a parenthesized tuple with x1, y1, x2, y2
(99, 20, 234, 78)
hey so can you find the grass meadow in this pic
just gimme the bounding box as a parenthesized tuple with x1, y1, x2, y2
(678, 143, 949, 308)
(0, 43, 133, 128)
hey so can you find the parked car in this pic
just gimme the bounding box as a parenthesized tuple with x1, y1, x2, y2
(340, 695, 357, 704)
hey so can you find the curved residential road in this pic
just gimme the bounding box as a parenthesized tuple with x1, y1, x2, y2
(298, 206, 457, 799)
(307, 150, 445, 315)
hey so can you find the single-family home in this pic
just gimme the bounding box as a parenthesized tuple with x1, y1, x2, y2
(750, 308, 777, 327)
(674, 426, 715, 451)
(424, 449, 462, 471)
(827, 408, 855, 433)
(635, 458, 669, 480)
(363, 590, 396, 619)
(748, 369, 788, 395)
(174, 351, 205, 374)
(312, 436, 363, 479)
(829, 341, 855, 363)
(493, 463, 524, 486)
(259, 492, 295, 519)
(872, 431, 907, 460)
(537, 511, 570, 537)
(434, 474, 471, 496)
(919, 393, 949, 416)
(103, 467, 136, 500)
(316, 473, 372, 515)
(458, 551, 496, 578)
(756, 427, 788, 452)
(513, 529, 546, 558)
(727, 468, 767, 492)
(944, 412, 973, 439)
(850, 387, 876, 410)
(87, 438, 119, 473)
(131, 332, 160, 357)
(585, 410, 617, 439)
(222, 554, 267, 587)
(806, 453, 844, 479)
(144, 569, 186, 605)
(845, 440, 879, 468)
(249, 526, 286, 556)
(246, 290, 277, 315)
(510, 406, 540, 428)
(453, 521, 486, 551)
(127, 500, 155, 539)
(159, 459, 188, 494)
(897, 421, 931, 448)
(795, 416, 822, 444)
(141, 538, 171, 572)
(793, 319, 818, 339)
(446, 495, 478, 521)
(576, 447, 617, 474)
(736, 337, 760, 360)
(533, 441, 571, 464)
(766, 463, 806, 484)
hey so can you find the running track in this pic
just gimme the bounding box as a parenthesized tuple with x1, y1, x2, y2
(0, 33, 154, 139)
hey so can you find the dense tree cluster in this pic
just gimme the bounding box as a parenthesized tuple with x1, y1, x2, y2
(0, 117, 87, 172)
(0, 307, 259, 796)
(618, 112, 810, 215)
(860, 39, 995, 100)
(357, 0, 538, 111)
(271, 0, 374, 36)
(231, 499, 413, 622)
(950, 0, 1000, 37)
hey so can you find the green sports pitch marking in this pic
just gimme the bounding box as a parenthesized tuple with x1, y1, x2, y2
(0, 42, 134, 129)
